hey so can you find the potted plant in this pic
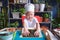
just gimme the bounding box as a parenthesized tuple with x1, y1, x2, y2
(43, 13, 50, 22)
(10, 21, 19, 28)
(34, 4, 39, 12)
(33, 0, 39, 12)
(39, 0, 45, 12)
(12, 7, 20, 18)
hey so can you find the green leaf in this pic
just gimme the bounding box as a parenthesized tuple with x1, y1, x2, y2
(43, 13, 50, 18)
(15, 21, 19, 27)
(58, 24, 60, 27)
(19, 8, 25, 15)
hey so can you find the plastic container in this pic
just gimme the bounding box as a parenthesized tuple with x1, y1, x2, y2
(0, 31, 13, 40)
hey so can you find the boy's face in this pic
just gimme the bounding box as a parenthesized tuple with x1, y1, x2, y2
(26, 11, 34, 20)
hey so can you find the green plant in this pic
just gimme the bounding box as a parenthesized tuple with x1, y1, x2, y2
(0, 20, 5, 29)
(33, 0, 39, 4)
(43, 13, 50, 18)
(0, 13, 5, 29)
(57, 0, 60, 3)
(0, 13, 5, 20)
(0, 13, 4, 16)
(58, 24, 60, 28)
(52, 18, 58, 28)
(19, 8, 25, 15)
(12, 8, 18, 12)
(0, 7, 8, 29)
(10, 21, 19, 28)
(52, 17, 60, 28)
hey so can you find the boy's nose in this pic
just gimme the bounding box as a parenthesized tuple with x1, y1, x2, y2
(30, 15, 32, 17)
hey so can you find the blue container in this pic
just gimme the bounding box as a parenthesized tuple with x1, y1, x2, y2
(14, 30, 46, 40)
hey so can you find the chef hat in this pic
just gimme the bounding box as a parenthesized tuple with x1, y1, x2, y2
(25, 3, 35, 13)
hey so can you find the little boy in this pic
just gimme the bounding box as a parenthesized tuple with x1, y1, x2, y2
(22, 3, 41, 37)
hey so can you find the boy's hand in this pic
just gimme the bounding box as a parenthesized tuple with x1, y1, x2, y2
(26, 30, 30, 36)
(24, 29, 30, 36)
(34, 30, 39, 37)
(22, 30, 30, 37)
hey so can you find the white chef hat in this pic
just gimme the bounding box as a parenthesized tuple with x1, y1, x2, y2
(25, 3, 35, 13)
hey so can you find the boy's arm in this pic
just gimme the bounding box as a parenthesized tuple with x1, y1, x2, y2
(23, 22, 28, 31)
(36, 23, 40, 32)
(23, 19, 28, 31)
(34, 22, 41, 36)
